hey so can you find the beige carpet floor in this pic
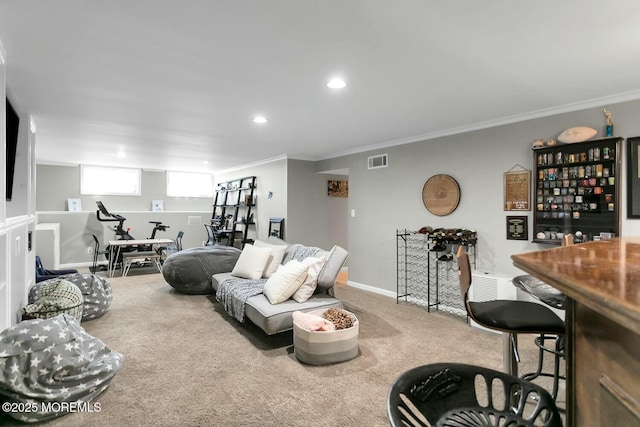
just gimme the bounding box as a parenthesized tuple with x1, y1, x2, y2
(1, 268, 564, 426)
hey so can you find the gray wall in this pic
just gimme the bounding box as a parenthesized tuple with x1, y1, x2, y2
(215, 158, 348, 251)
(36, 165, 213, 266)
(36, 165, 212, 212)
(214, 158, 288, 242)
(34, 98, 640, 289)
(287, 159, 348, 250)
(317, 99, 640, 293)
(36, 211, 211, 265)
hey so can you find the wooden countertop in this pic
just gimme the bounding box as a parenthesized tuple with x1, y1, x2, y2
(512, 237, 640, 335)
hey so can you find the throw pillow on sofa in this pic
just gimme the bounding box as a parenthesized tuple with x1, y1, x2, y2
(263, 259, 309, 304)
(292, 256, 326, 303)
(231, 244, 273, 280)
(253, 239, 289, 278)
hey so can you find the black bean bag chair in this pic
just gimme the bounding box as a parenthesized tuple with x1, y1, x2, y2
(162, 245, 242, 294)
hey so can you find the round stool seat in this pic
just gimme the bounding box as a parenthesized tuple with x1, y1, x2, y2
(512, 274, 567, 309)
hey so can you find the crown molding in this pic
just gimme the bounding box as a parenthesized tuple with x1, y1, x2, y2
(319, 89, 640, 161)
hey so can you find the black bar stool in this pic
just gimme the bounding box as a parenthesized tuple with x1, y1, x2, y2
(456, 246, 565, 400)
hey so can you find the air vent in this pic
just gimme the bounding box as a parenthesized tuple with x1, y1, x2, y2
(368, 154, 388, 170)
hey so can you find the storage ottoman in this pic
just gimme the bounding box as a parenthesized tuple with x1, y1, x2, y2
(293, 309, 359, 365)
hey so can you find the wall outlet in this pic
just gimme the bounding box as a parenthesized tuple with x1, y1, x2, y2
(87, 246, 93, 254)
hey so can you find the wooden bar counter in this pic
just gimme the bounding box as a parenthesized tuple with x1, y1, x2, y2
(512, 237, 640, 427)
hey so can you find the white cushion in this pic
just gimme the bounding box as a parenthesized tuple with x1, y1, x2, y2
(253, 239, 288, 278)
(263, 260, 309, 304)
(230, 244, 272, 280)
(292, 256, 327, 303)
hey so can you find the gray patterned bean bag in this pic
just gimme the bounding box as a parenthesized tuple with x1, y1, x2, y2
(23, 279, 83, 322)
(29, 273, 113, 321)
(0, 314, 123, 423)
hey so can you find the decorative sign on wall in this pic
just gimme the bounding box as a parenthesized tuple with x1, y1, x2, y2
(504, 168, 531, 211)
(152, 200, 164, 211)
(67, 198, 82, 212)
(328, 180, 348, 197)
(506, 216, 528, 240)
(422, 174, 461, 216)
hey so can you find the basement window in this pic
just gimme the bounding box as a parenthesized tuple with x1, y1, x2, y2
(167, 171, 213, 198)
(81, 165, 141, 196)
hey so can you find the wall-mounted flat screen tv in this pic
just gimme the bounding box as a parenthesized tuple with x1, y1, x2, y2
(6, 97, 19, 201)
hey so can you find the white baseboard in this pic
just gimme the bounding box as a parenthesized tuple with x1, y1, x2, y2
(346, 280, 396, 299)
(59, 261, 104, 269)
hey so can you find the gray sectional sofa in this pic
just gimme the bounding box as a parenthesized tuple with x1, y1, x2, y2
(211, 238, 349, 335)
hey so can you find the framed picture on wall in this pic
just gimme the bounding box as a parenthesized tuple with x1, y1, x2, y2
(627, 136, 640, 218)
(504, 170, 531, 211)
(67, 198, 82, 212)
(328, 180, 348, 197)
(152, 200, 164, 212)
(506, 216, 528, 240)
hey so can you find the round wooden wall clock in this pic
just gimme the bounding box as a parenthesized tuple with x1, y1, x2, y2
(422, 174, 461, 216)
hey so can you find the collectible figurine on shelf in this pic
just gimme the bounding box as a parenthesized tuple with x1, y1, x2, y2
(604, 108, 614, 137)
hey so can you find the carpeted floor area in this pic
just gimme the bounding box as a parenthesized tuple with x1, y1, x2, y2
(1, 269, 564, 426)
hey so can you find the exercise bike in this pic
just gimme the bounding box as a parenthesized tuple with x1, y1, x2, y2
(96, 201, 170, 264)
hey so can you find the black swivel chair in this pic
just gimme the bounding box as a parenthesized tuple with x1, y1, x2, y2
(387, 363, 563, 427)
(160, 231, 184, 263)
(204, 224, 216, 246)
(175, 230, 183, 251)
(456, 246, 565, 400)
(91, 234, 109, 273)
(163, 230, 184, 252)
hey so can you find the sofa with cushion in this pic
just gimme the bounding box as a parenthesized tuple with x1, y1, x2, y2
(212, 237, 349, 335)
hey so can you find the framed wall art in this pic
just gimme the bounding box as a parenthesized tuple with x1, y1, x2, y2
(504, 168, 530, 211)
(506, 216, 528, 240)
(67, 198, 82, 212)
(152, 200, 164, 212)
(627, 136, 640, 218)
(422, 174, 461, 216)
(328, 180, 348, 197)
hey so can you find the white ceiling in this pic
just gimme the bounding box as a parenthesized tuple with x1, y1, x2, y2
(1, 1, 640, 174)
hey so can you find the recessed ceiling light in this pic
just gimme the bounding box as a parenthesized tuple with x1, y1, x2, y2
(327, 78, 346, 89)
(117, 151, 126, 158)
(253, 116, 268, 124)
(203, 160, 209, 164)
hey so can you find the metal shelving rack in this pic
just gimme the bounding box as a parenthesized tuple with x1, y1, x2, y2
(396, 228, 476, 318)
(211, 176, 257, 248)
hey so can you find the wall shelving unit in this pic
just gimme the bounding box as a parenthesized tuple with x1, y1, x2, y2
(211, 176, 257, 248)
(533, 137, 622, 244)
